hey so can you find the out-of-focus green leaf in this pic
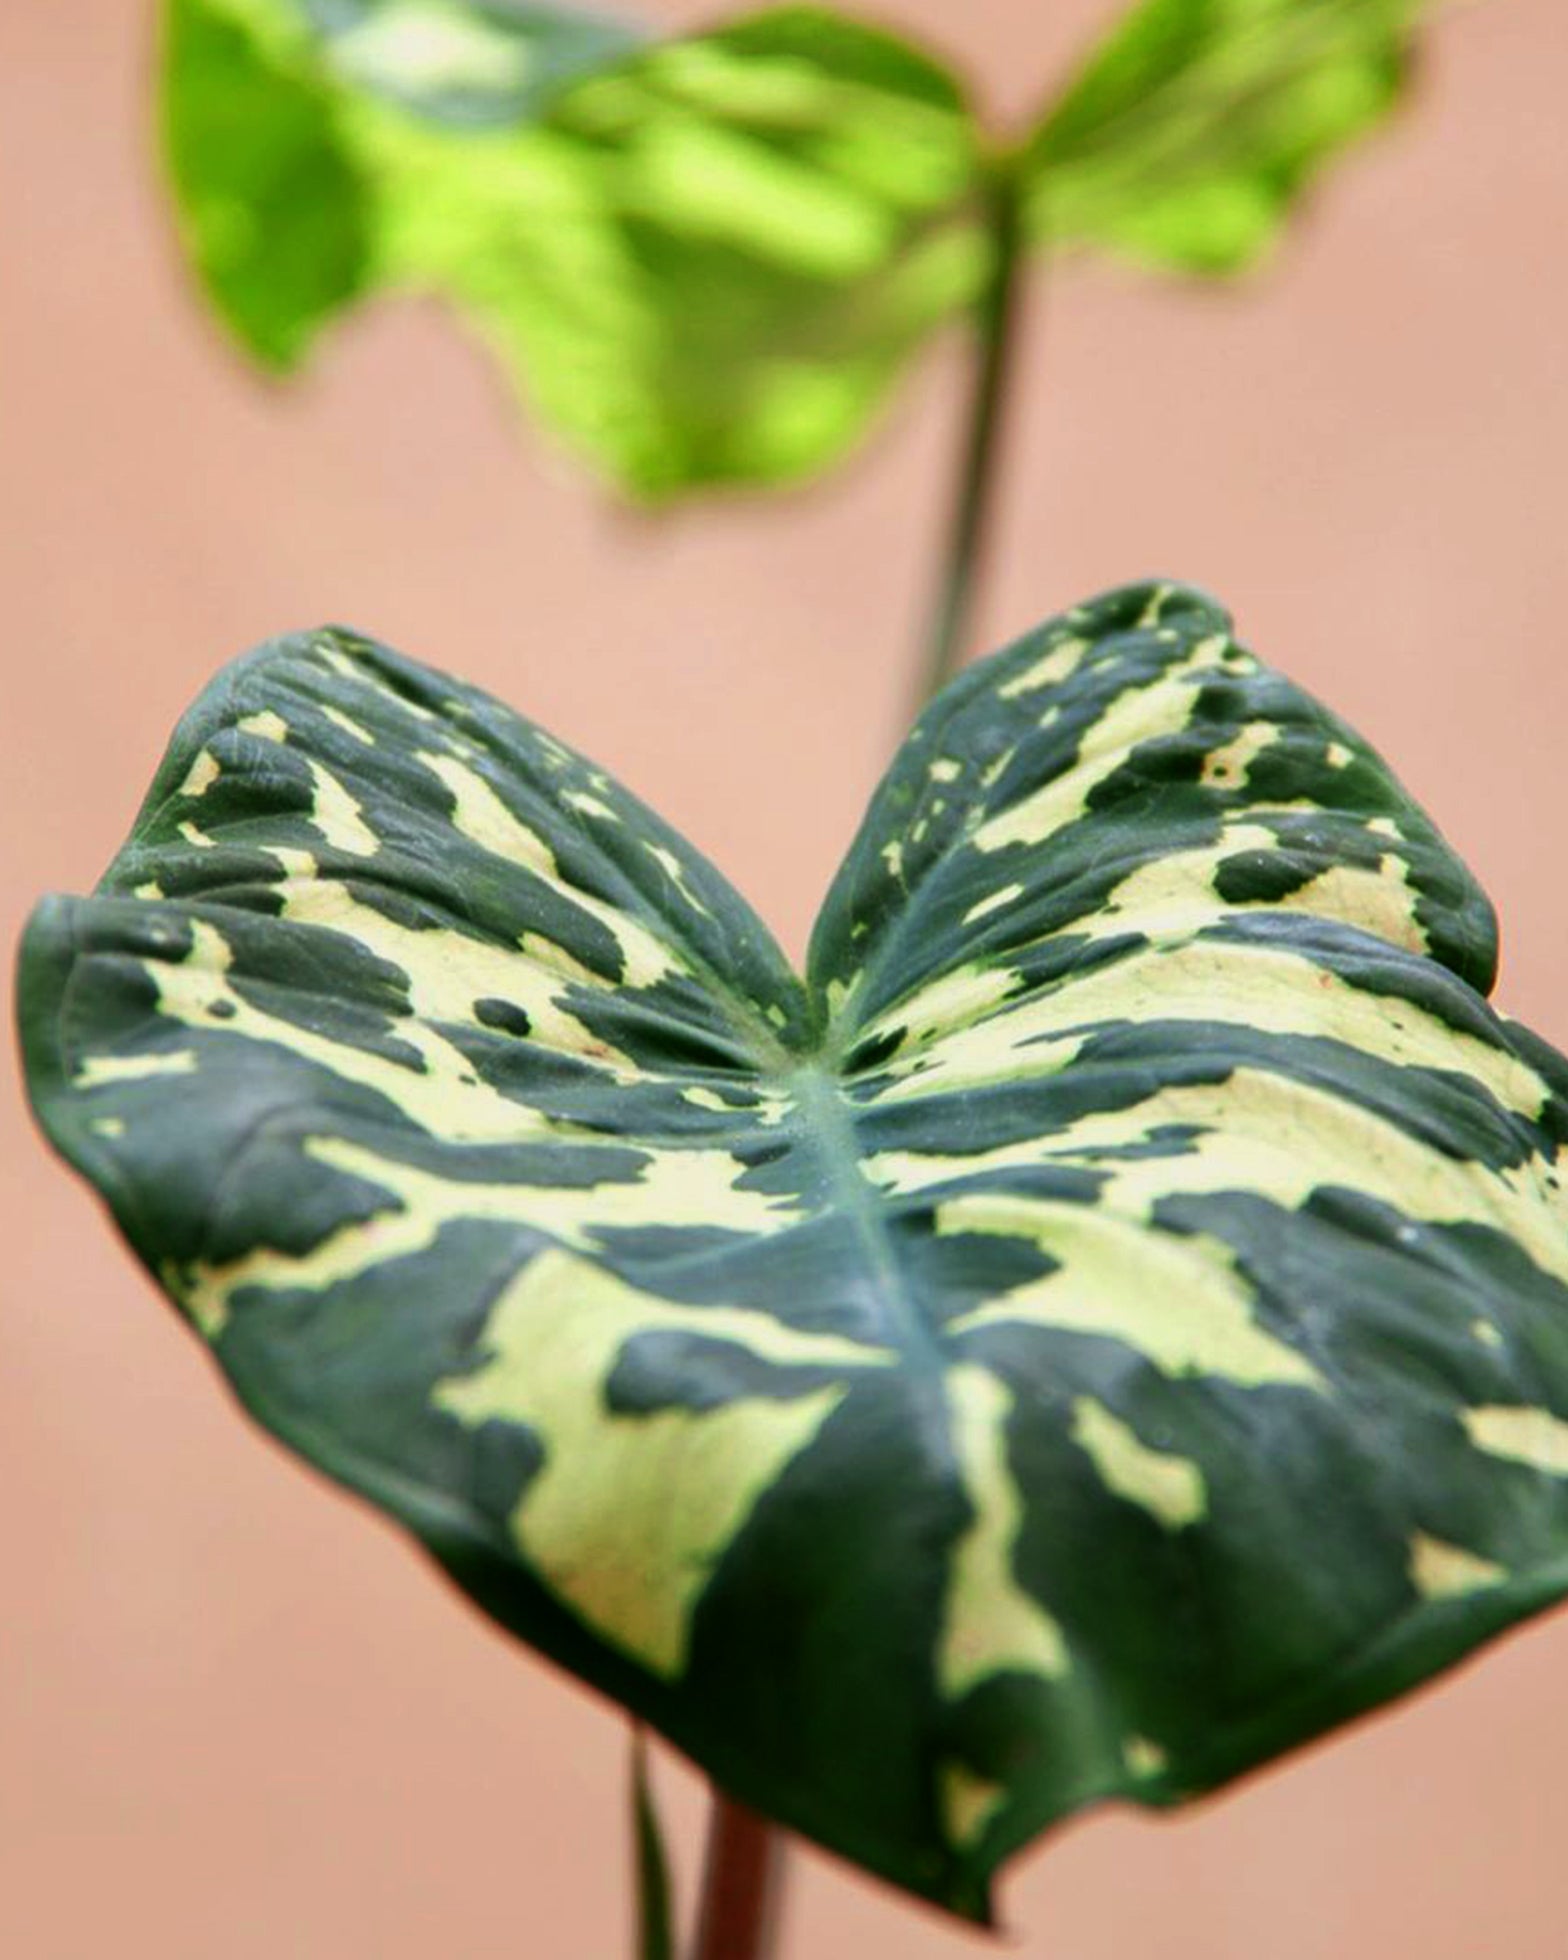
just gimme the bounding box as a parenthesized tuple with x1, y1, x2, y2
(1023, 0, 1426, 274)
(297, 0, 640, 129)
(163, 0, 374, 368)
(162, 0, 1440, 493)
(161, 0, 645, 371)
(378, 10, 987, 498)
(161, 0, 987, 496)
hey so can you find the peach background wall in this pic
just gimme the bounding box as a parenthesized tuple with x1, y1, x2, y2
(4, 2, 1566, 1955)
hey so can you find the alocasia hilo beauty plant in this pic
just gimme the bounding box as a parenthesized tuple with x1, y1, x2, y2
(19, 2, 1568, 1956)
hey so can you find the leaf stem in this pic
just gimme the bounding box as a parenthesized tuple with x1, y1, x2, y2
(632, 1729, 675, 1960)
(910, 151, 1028, 719)
(680, 149, 1029, 1960)
(691, 1789, 784, 1960)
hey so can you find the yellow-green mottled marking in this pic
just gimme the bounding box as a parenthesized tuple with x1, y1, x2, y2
(1326, 741, 1354, 768)
(178, 821, 216, 851)
(939, 1365, 1071, 1700)
(178, 750, 221, 798)
(77, 1049, 198, 1088)
(930, 758, 962, 784)
(237, 709, 289, 742)
(1136, 585, 1175, 629)
(962, 883, 1023, 927)
(317, 645, 436, 720)
(1199, 720, 1280, 789)
(1058, 819, 1427, 958)
(1409, 1531, 1506, 1600)
(89, 1116, 126, 1138)
(180, 1116, 812, 1337)
(974, 640, 1226, 855)
(421, 750, 556, 875)
(516, 931, 610, 991)
(1061, 821, 1279, 940)
(979, 747, 1016, 790)
(134, 880, 164, 900)
(152, 917, 575, 1149)
(1463, 1406, 1568, 1478)
(865, 935, 1548, 1118)
(996, 637, 1086, 701)
(304, 759, 379, 857)
(824, 976, 859, 1023)
(872, 1070, 1568, 1293)
(321, 705, 375, 745)
(940, 1762, 1008, 1848)
(562, 790, 618, 821)
(873, 963, 1017, 1057)
(1122, 1735, 1168, 1779)
(419, 751, 684, 990)
(1472, 1320, 1505, 1350)
(1069, 1397, 1206, 1528)
(1278, 860, 1427, 956)
(266, 868, 639, 1072)
(940, 1202, 1321, 1389)
(434, 1253, 872, 1675)
(646, 843, 712, 916)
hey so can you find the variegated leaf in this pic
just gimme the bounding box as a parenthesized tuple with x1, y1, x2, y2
(20, 585, 1568, 1920)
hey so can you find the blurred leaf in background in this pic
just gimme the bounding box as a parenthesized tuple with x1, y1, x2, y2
(1025, 0, 1425, 272)
(162, 0, 1433, 498)
(382, 12, 987, 497)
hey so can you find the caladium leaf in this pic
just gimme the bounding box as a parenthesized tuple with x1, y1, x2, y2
(20, 584, 1568, 1920)
(1023, 0, 1425, 273)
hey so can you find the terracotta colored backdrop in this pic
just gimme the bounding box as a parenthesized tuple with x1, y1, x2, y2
(4, 2, 1566, 1954)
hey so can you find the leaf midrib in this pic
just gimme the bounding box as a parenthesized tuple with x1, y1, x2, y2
(782, 1059, 948, 1376)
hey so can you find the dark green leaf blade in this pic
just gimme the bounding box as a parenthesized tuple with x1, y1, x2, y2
(811, 581, 1568, 1885)
(1023, 0, 1427, 274)
(20, 589, 1568, 1921)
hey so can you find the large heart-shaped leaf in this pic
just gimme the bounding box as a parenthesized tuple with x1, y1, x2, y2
(20, 584, 1568, 1919)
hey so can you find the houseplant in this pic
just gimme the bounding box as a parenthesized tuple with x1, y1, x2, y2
(16, 4, 1568, 1957)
